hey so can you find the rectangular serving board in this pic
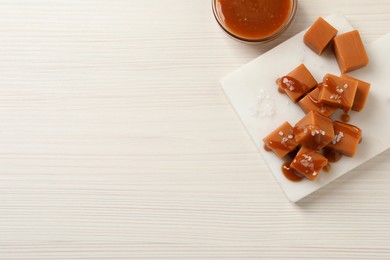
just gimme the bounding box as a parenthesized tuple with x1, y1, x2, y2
(221, 14, 390, 202)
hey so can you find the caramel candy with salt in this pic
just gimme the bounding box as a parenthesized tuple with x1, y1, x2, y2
(293, 111, 334, 150)
(263, 121, 299, 158)
(304, 17, 338, 55)
(333, 30, 369, 73)
(326, 121, 362, 157)
(298, 87, 337, 117)
(277, 64, 318, 103)
(290, 146, 328, 181)
(341, 74, 370, 112)
(318, 74, 358, 112)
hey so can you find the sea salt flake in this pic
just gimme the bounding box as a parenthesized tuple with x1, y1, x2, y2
(299, 159, 313, 169)
(282, 77, 295, 91)
(332, 131, 344, 144)
(249, 90, 275, 118)
(279, 131, 284, 136)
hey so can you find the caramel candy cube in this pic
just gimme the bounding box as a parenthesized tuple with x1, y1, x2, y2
(293, 111, 334, 150)
(290, 146, 328, 181)
(304, 17, 338, 55)
(318, 74, 358, 112)
(277, 64, 318, 103)
(326, 121, 362, 157)
(341, 74, 370, 112)
(333, 30, 369, 73)
(298, 87, 337, 117)
(263, 121, 299, 158)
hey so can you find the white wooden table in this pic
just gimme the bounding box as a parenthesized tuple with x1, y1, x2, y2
(0, 1, 389, 259)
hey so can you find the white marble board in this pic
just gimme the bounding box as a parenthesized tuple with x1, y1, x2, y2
(221, 14, 390, 202)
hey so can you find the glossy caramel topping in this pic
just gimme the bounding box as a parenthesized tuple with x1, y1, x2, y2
(326, 121, 362, 157)
(318, 74, 358, 113)
(341, 113, 350, 123)
(290, 146, 328, 181)
(280, 76, 306, 94)
(293, 111, 334, 150)
(298, 87, 337, 117)
(265, 131, 297, 152)
(277, 86, 285, 94)
(263, 121, 299, 158)
(282, 162, 304, 182)
(264, 144, 272, 152)
(293, 152, 323, 176)
(278, 64, 318, 103)
(322, 76, 349, 107)
(333, 121, 361, 140)
(341, 74, 371, 112)
(323, 163, 331, 172)
(294, 124, 327, 147)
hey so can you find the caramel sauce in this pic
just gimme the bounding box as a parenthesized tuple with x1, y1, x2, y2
(307, 89, 332, 114)
(264, 144, 272, 152)
(280, 76, 306, 94)
(216, 0, 292, 39)
(334, 121, 361, 139)
(322, 148, 343, 163)
(282, 162, 304, 182)
(278, 86, 285, 94)
(341, 113, 350, 122)
(323, 163, 331, 172)
(322, 76, 350, 112)
(307, 91, 320, 104)
(293, 125, 326, 150)
(264, 138, 296, 154)
(264, 126, 297, 155)
(292, 152, 327, 176)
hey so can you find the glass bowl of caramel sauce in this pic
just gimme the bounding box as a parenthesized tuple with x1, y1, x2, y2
(212, 0, 298, 43)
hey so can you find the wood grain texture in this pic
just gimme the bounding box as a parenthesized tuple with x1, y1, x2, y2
(0, 0, 389, 259)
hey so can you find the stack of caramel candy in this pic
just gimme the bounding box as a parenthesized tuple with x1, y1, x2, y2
(263, 17, 370, 182)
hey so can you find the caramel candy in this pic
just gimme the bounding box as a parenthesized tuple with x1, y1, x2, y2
(318, 74, 358, 112)
(341, 74, 371, 112)
(333, 30, 369, 73)
(298, 87, 337, 117)
(293, 111, 334, 150)
(304, 17, 338, 55)
(326, 121, 362, 157)
(277, 64, 318, 103)
(263, 121, 299, 158)
(290, 146, 328, 181)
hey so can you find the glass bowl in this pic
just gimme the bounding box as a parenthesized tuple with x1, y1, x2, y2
(212, 0, 298, 43)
